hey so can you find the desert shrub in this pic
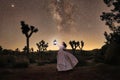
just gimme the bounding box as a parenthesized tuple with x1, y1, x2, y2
(37, 62, 45, 66)
(0, 55, 16, 68)
(37, 51, 57, 62)
(80, 51, 93, 57)
(7, 55, 16, 67)
(100, 44, 109, 55)
(28, 54, 37, 63)
(105, 42, 120, 65)
(29, 57, 36, 63)
(13, 62, 29, 68)
(94, 54, 105, 63)
(37, 60, 46, 66)
(13, 56, 29, 68)
(0, 56, 8, 67)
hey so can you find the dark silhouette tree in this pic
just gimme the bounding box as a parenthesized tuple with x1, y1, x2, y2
(69, 41, 74, 49)
(30, 47, 34, 52)
(36, 40, 48, 52)
(80, 40, 84, 50)
(100, 0, 120, 64)
(23, 46, 27, 53)
(43, 43, 48, 51)
(15, 48, 20, 52)
(20, 21, 38, 54)
(69, 40, 80, 53)
(101, 0, 120, 44)
(0, 46, 2, 51)
(76, 41, 80, 49)
(0, 46, 3, 54)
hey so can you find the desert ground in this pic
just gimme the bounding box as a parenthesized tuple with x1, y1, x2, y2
(0, 63, 120, 80)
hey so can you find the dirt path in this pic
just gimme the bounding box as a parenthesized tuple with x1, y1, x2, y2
(0, 63, 120, 80)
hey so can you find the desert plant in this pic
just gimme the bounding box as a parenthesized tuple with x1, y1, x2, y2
(100, 0, 120, 65)
(101, 0, 120, 44)
(0, 46, 3, 51)
(13, 62, 29, 68)
(69, 40, 80, 53)
(80, 40, 84, 50)
(36, 40, 48, 52)
(13, 56, 29, 68)
(20, 21, 38, 54)
(0, 55, 16, 68)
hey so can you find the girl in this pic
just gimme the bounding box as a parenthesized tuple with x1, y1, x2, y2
(54, 40, 78, 71)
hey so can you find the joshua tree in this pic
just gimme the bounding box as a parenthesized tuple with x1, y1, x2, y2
(69, 41, 74, 49)
(20, 21, 38, 54)
(43, 43, 48, 51)
(23, 46, 27, 53)
(36, 40, 48, 52)
(76, 41, 80, 49)
(69, 40, 80, 53)
(80, 40, 84, 50)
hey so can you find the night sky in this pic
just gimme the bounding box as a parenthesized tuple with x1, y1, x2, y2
(0, 0, 110, 51)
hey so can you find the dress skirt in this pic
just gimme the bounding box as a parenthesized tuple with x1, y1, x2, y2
(57, 50, 78, 71)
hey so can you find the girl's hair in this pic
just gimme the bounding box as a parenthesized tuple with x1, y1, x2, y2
(63, 42, 67, 48)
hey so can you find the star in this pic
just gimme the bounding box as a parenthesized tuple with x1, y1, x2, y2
(11, 4, 15, 8)
(57, 0, 60, 2)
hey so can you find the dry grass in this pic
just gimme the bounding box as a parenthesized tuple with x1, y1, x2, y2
(0, 63, 120, 80)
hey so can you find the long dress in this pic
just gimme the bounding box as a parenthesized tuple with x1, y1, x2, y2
(57, 44, 78, 71)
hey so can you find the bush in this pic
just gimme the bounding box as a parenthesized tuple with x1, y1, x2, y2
(0, 56, 8, 67)
(0, 55, 16, 68)
(37, 61, 45, 66)
(105, 42, 120, 65)
(28, 56, 36, 63)
(13, 56, 29, 68)
(13, 62, 29, 68)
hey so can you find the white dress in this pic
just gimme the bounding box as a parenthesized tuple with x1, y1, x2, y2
(57, 44, 78, 71)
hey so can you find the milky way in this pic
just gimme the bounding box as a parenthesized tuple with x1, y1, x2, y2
(49, 0, 77, 33)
